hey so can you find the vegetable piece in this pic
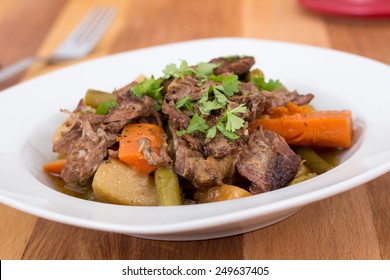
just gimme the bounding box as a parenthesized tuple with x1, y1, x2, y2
(249, 109, 353, 148)
(117, 123, 166, 175)
(131, 76, 164, 108)
(194, 184, 252, 204)
(176, 113, 209, 137)
(289, 162, 317, 185)
(84, 89, 115, 108)
(95, 99, 118, 115)
(43, 159, 67, 174)
(294, 146, 334, 174)
(268, 101, 314, 116)
(245, 68, 264, 81)
(92, 158, 158, 206)
(289, 173, 317, 185)
(154, 166, 182, 206)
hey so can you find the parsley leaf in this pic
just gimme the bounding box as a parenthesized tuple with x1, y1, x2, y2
(198, 87, 228, 115)
(176, 96, 195, 113)
(163, 60, 218, 81)
(209, 74, 241, 96)
(176, 114, 209, 136)
(222, 75, 241, 96)
(194, 62, 219, 79)
(163, 60, 195, 80)
(216, 124, 240, 140)
(251, 77, 283, 92)
(206, 125, 217, 139)
(223, 104, 247, 132)
(95, 100, 118, 115)
(131, 76, 164, 108)
(205, 104, 247, 140)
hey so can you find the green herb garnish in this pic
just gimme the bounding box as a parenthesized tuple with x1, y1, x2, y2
(176, 96, 195, 113)
(163, 60, 218, 80)
(251, 77, 283, 92)
(206, 104, 247, 140)
(95, 100, 118, 115)
(131, 76, 164, 109)
(176, 113, 209, 136)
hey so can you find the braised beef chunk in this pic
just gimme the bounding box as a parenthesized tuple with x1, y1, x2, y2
(237, 128, 301, 194)
(165, 76, 203, 102)
(53, 99, 105, 154)
(203, 133, 238, 158)
(61, 120, 107, 184)
(104, 93, 157, 133)
(211, 56, 255, 76)
(261, 88, 314, 111)
(162, 100, 190, 130)
(53, 125, 82, 155)
(138, 137, 172, 167)
(174, 139, 237, 188)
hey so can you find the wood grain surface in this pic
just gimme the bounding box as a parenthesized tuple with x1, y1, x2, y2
(0, 0, 389, 260)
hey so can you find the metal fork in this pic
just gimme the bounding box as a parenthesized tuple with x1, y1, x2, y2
(0, 6, 117, 83)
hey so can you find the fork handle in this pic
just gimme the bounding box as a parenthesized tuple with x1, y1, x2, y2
(0, 56, 42, 83)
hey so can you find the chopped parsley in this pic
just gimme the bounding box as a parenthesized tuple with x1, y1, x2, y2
(251, 77, 283, 92)
(176, 96, 195, 113)
(198, 74, 240, 115)
(163, 60, 218, 80)
(206, 104, 247, 140)
(131, 76, 164, 109)
(95, 100, 118, 115)
(176, 113, 209, 137)
(209, 74, 241, 96)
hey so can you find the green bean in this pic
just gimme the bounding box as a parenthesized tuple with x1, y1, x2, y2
(84, 89, 115, 108)
(289, 173, 317, 185)
(294, 146, 334, 175)
(154, 166, 182, 206)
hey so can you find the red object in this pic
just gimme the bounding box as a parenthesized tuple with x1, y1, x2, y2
(299, 0, 390, 18)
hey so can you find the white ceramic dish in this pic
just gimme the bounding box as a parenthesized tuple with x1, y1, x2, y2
(1, 37, 390, 241)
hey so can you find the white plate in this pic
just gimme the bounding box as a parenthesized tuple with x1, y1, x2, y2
(1, 37, 390, 241)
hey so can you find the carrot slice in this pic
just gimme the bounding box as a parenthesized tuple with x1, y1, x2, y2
(43, 159, 67, 174)
(249, 110, 353, 148)
(117, 123, 166, 175)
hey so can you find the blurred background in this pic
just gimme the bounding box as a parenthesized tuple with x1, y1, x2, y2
(1, 0, 390, 90)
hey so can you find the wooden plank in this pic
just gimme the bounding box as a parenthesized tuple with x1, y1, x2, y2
(0, 0, 68, 89)
(22, 219, 245, 259)
(0, 205, 37, 259)
(0, 0, 67, 259)
(241, 0, 331, 47)
(365, 174, 390, 259)
(243, 186, 381, 259)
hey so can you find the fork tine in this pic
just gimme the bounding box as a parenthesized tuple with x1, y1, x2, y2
(65, 6, 116, 46)
(77, 7, 117, 46)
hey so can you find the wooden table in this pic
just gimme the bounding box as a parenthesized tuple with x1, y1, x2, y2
(1, 0, 389, 260)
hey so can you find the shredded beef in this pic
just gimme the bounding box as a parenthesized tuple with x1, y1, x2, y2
(174, 139, 237, 188)
(261, 88, 314, 112)
(162, 100, 190, 130)
(211, 56, 255, 76)
(165, 76, 203, 102)
(61, 119, 107, 184)
(236, 128, 301, 194)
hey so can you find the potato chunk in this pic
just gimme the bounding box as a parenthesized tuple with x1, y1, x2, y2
(92, 158, 158, 206)
(194, 184, 251, 204)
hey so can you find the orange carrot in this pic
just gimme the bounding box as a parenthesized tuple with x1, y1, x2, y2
(268, 101, 314, 117)
(249, 109, 353, 148)
(117, 123, 166, 175)
(43, 159, 67, 174)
